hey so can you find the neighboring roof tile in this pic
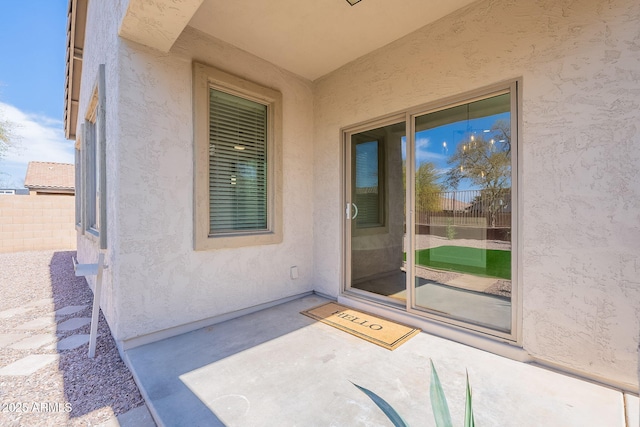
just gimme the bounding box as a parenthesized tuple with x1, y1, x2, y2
(24, 162, 75, 191)
(439, 197, 471, 211)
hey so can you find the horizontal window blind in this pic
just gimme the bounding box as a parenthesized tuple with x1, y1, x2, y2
(209, 88, 268, 234)
(354, 140, 382, 228)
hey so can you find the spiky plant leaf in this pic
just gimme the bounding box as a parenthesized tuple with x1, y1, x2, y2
(351, 382, 410, 427)
(429, 360, 453, 427)
(464, 370, 475, 427)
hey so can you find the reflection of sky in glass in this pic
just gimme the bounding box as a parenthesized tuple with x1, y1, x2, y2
(355, 141, 379, 188)
(413, 112, 510, 191)
(237, 162, 257, 180)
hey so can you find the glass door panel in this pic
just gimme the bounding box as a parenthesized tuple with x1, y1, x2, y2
(348, 121, 407, 304)
(412, 93, 513, 333)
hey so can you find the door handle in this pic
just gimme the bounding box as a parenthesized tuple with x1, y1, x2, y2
(345, 203, 359, 220)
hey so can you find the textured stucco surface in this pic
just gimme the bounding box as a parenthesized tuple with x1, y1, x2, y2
(78, 3, 315, 343)
(119, 0, 203, 52)
(313, 0, 639, 389)
(75, 0, 640, 391)
(76, 0, 125, 340)
(112, 27, 315, 341)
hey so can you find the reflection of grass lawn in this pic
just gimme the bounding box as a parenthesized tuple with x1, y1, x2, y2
(414, 246, 511, 280)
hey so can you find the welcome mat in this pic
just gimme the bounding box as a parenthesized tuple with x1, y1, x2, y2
(301, 302, 421, 350)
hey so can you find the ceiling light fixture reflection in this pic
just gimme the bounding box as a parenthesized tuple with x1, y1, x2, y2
(234, 145, 245, 150)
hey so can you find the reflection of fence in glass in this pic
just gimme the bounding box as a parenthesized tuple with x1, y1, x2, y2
(417, 189, 511, 240)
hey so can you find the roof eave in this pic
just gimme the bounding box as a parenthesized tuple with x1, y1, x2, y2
(63, 0, 88, 141)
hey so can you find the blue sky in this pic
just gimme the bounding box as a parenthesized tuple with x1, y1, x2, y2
(414, 112, 511, 189)
(0, 1, 72, 188)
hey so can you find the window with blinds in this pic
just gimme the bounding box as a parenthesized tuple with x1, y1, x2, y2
(352, 136, 385, 230)
(354, 139, 382, 228)
(193, 62, 282, 250)
(209, 89, 268, 234)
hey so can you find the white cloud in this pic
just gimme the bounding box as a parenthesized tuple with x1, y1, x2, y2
(0, 102, 74, 187)
(416, 150, 447, 164)
(400, 135, 449, 165)
(415, 137, 431, 151)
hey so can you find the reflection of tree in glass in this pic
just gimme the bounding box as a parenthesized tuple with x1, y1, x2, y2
(445, 119, 511, 227)
(415, 162, 442, 213)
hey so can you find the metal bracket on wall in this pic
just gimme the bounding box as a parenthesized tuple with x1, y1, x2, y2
(72, 253, 107, 358)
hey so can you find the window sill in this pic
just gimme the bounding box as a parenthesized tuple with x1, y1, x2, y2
(194, 230, 282, 251)
(84, 228, 100, 244)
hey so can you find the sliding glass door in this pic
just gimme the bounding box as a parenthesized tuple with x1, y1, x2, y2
(410, 90, 514, 334)
(345, 81, 518, 338)
(346, 118, 407, 305)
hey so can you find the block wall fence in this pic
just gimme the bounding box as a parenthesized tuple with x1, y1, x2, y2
(0, 195, 76, 253)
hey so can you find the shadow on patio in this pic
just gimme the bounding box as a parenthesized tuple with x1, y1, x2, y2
(125, 294, 632, 427)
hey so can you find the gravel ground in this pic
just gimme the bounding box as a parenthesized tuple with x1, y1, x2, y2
(484, 279, 512, 298)
(414, 265, 461, 284)
(0, 250, 145, 427)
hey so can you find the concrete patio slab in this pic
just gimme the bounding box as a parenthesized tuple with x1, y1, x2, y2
(626, 393, 639, 427)
(126, 295, 627, 427)
(96, 404, 157, 427)
(57, 317, 91, 332)
(9, 333, 57, 350)
(56, 334, 91, 351)
(15, 316, 56, 330)
(54, 305, 87, 317)
(123, 404, 156, 427)
(0, 333, 27, 348)
(0, 354, 59, 376)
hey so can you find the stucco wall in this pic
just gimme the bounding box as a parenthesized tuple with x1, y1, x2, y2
(75, 0, 126, 339)
(313, 0, 639, 389)
(77, 1, 316, 344)
(75, 0, 639, 390)
(111, 27, 315, 342)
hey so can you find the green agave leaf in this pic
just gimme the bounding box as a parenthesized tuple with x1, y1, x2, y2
(351, 382, 410, 427)
(464, 370, 475, 427)
(429, 360, 453, 427)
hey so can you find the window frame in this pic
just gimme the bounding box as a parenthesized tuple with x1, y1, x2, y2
(411, 80, 520, 342)
(406, 82, 519, 339)
(84, 119, 97, 235)
(82, 64, 107, 249)
(193, 62, 283, 250)
(74, 125, 84, 232)
(342, 78, 521, 343)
